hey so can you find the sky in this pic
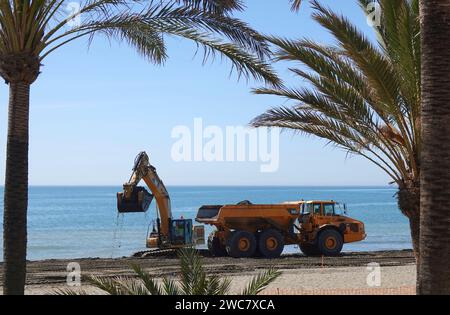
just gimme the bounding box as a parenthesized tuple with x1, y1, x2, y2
(0, 0, 392, 186)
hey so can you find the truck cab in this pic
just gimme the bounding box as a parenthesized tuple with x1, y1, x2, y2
(298, 201, 366, 256)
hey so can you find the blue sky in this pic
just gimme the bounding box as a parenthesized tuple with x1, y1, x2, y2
(0, 0, 391, 186)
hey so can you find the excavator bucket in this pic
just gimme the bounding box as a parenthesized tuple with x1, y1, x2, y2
(117, 186, 153, 213)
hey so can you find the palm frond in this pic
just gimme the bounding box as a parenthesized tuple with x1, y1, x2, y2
(240, 268, 281, 296)
(176, 0, 245, 14)
(205, 274, 232, 295)
(178, 247, 208, 294)
(0, 0, 279, 85)
(251, 105, 402, 180)
(131, 264, 162, 295)
(34, 1, 279, 85)
(118, 278, 151, 295)
(86, 275, 125, 295)
(52, 288, 94, 295)
(310, 0, 401, 115)
(253, 0, 420, 185)
(290, 0, 302, 12)
(358, 0, 420, 134)
(162, 278, 181, 295)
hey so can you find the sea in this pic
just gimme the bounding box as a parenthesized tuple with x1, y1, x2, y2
(0, 186, 412, 261)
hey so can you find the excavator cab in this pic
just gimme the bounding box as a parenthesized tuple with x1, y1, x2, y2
(117, 186, 153, 213)
(169, 219, 193, 246)
(146, 218, 193, 248)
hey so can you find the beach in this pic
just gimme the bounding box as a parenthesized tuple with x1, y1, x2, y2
(0, 250, 416, 295)
(0, 187, 416, 295)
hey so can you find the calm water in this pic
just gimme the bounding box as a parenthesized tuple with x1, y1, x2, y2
(0, 186, 411, 261)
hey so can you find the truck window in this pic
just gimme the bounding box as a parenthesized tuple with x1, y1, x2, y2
(302, 203, 311, 214)
(313, 204, 321, 215)
(301, 204, 305, 214)
(323, 204, 335, 216)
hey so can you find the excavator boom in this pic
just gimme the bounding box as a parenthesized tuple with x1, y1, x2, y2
(117, 151, 203, 249)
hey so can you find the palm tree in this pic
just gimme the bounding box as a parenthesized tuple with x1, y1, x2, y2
(57, 248, 281, 295)
(0, 0, 281, 295)
(418, 0, 450, 294)
(252, 0, 422, 258)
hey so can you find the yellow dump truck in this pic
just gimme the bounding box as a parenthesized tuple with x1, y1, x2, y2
(196, 200, 366, 258)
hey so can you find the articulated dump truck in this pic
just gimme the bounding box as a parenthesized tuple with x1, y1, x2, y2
(196, 200, 366, 258)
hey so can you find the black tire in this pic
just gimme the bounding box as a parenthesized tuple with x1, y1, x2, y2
(317, 229, 343, 256)
(226, 230, 257, 258)
(258, 229, 284, 258)
(299, 243, 321, 256)
(207, 233, 227, 257)
(253, 231, 263, 257)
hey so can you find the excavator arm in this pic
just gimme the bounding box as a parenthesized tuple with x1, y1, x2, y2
(120, 152, 172, 239)
(117, 152, 202, 249)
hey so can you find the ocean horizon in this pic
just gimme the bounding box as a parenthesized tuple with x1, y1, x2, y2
(0, 185, 412, 261)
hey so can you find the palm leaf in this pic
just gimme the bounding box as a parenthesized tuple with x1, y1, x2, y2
(240, 268, 281, 295)
(0, 0, 280, 86)
(118, 278, 151, 295)
(52, 288, 94, 295)
(162, 278, 181, 295)
(86, 275, 125, 295)
(177, 0, 245, 15)
(131, 264, 162, 295)
(178, 247, 208, 294)
(290, 0, 302, 11)
(205, 274, 232, 295)
(253, 0, 420, 185)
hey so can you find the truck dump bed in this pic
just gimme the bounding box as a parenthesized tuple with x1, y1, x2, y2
(196, 202, 304, 231)
(196, 205, 223, 221)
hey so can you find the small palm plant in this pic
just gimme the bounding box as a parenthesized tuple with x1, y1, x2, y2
(58, 248, 281, 295)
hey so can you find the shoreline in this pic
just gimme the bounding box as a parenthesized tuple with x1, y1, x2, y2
(0, 249, 416, 295)
(13, 248, 414, 264)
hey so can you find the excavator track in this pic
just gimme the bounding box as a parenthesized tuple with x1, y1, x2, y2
(133, 248, 210, 258)
(133, 249, 177, 258)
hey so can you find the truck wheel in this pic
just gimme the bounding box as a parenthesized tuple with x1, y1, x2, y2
(317, 229, 343, 256)
(258, 229, 284, 258)
(208, 233, 227, 257)
(226, 231, 257, 258)
(299, 243, 321, 256)
(252, 232, 263, 257)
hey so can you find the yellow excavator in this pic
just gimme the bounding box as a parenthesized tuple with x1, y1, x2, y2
(117, 152, 204, 249)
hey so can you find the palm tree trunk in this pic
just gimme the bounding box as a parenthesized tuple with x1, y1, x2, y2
(3, 81, 30, 295)
(418, 0, 450, 295)
(408, 212, 420, 260)
(397, 185, 420, 260)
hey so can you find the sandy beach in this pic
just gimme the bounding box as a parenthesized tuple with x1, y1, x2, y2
(0, 250, 416, 295)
